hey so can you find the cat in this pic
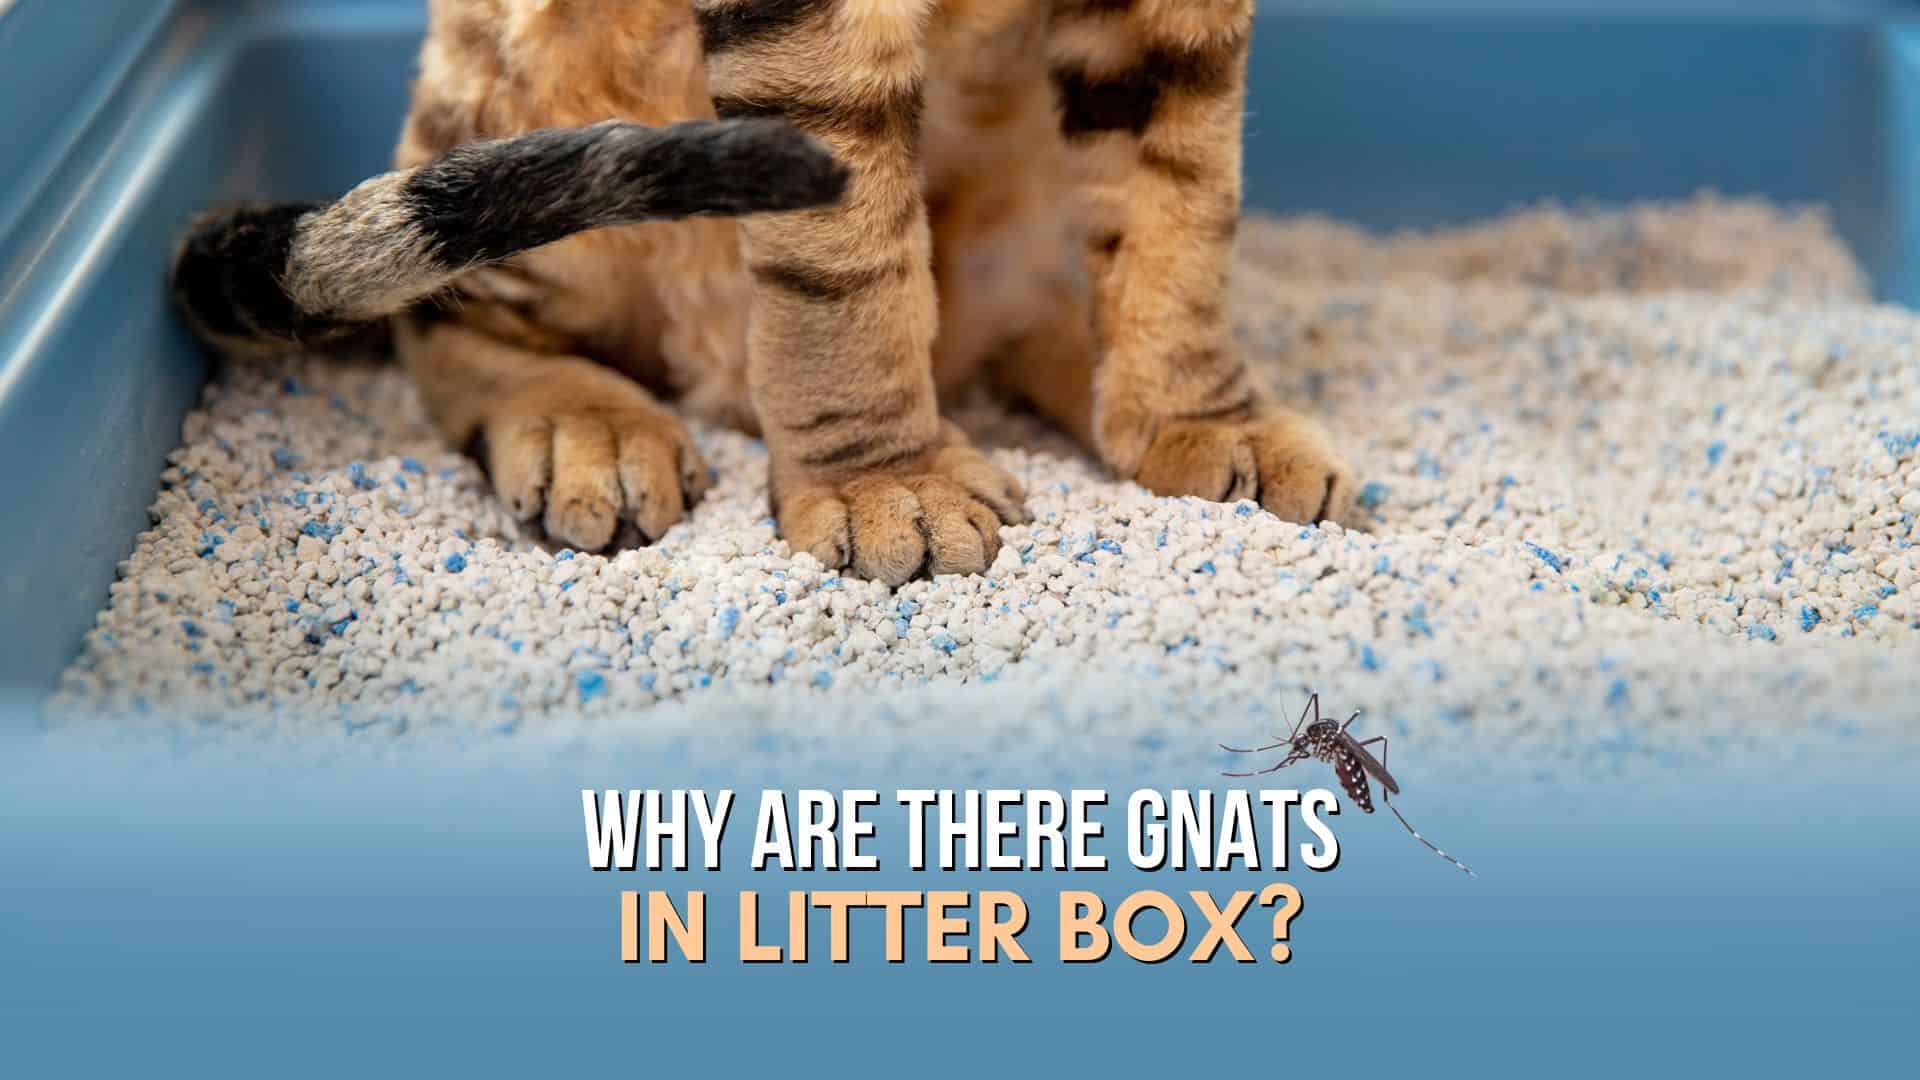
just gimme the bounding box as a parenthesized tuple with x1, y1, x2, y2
(173, 0, 1353, 585)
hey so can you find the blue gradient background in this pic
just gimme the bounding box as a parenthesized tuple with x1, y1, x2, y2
(3, 728, 1913, 1073)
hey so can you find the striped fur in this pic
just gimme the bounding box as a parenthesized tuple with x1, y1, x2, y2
(171, 0, 1352, 575)
(172, 119, 846, 357)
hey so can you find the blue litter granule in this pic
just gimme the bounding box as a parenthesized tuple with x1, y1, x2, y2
(1705, 441, 1726, 467)
(894, 615, 911, 639)
(1404, 603, 1434, 638)
(181, 619, 203, 639)
(1356, 482, 1390, 511)
(330, 618, 352, 636)
(896, 599, 920, 618)
(400, 457, 427, 475)
(1197, 560, 1216, 575)
(284, 600, 300, 613)
(443, 553, 467, 573)
(1097, 539, 1124, 556)
(191, 662, 215, 676)
(1747, 624, 1777, 642)
(1358, 645, 1383, 671)
(930, 633, 957, 655)
(346, 463, 377, 491)
(556, 550, 574, 562)
(1605, 678, 1630, 710)
(1233, 502, 1255, 517)
(301, 520, 341, 542)
(197, 532, 224, 558)
(1853, 604, 1878, 621)
(1414, 450, 1442, 479)
(1799, 606, 1821, 632)
(1875, 430, 1920, 457)
(718, 605, 741, 640)
(1374, 555, 1392, 574)
(576, 671, 607, 704)
(1524, 541, 1565, 574)
(774, 591, 788, 605)
(271, 447, 299, 470)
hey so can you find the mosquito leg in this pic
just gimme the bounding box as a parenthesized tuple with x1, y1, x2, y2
(1219, 741, 1290, 755)
(1294, 692, 1320, 739)
(1384, 792, 1476, 878)
(1222, 759, 1296, 779)
(1358, 734, 1387, 770)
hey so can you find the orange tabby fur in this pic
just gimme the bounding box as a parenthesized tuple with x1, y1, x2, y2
(387, 0, 1352, 581)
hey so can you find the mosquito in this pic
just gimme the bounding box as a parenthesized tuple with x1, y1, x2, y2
(1220, 693, 1476, 877)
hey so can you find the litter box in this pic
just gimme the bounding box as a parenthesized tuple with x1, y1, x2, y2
(4, 0, 1920, 721)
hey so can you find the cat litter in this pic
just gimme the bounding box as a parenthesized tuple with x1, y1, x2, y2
(51, 194, 1920, 765)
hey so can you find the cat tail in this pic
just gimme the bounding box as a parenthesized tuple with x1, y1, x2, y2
(170, 117, 848, 357)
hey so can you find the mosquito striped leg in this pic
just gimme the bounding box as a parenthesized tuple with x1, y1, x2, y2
(1221, 748, 1307, 779)
(1384, 794, 1477, 878)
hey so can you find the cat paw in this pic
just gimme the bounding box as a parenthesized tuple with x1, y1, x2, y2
(472, 365, 710, 551)
(1132, 410, 1353, 525)
(776, 442, 1029, 586)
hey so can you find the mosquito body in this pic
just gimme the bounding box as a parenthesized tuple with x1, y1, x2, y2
(1221, 694, 1475, 877)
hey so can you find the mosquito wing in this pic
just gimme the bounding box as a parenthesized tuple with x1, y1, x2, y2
(1338, 733, 1399, 795)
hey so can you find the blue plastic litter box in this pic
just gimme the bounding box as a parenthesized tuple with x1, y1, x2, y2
(4, 0, 1920, 718)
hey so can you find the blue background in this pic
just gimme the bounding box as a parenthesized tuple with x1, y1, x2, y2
(3, 734, 1913, 1071)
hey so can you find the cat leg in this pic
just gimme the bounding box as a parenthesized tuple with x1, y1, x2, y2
(917, 0, 1100, 448)
(694, 0, 1028, 586)
(1048, 0, 1352, 523)
(395, 315, 710, 550)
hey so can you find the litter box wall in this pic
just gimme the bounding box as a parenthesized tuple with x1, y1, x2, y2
(0, 0, 1916, 714)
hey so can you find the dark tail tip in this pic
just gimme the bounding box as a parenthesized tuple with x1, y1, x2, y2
(736, 119, 852, 212)
(678, 117, 852, 216)
(170, 202, 367, 355)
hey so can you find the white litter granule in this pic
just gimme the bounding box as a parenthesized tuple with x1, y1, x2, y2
(52, 194, 1920, 764)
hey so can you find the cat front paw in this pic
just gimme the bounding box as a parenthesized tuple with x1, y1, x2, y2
(472, 362, 710, 551)
(1130, 409, 1354, 526)
(774, 436, 1029, 587)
